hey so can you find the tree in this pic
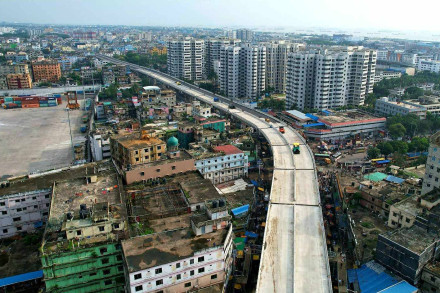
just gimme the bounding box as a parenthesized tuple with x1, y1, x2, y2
(59, 76, 67, 85)
(377, 142, 394, 156)
(403, 86, 424, 99)
(409, 137, 429, 152)
(367, 147, 381, 159)
(388, 123, 406, 138)
(390, 140, 409, 154)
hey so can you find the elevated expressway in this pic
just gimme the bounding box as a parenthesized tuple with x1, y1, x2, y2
(96, 54, 332, 292)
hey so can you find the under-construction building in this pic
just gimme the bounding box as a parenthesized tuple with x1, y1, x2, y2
(40, 162, 128, 293)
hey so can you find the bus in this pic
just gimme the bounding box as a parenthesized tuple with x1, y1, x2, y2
(370, 158, 385, 163)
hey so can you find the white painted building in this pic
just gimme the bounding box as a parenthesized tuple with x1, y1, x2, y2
(286, 46, 376, 110)
(219, 43, 266, 100)
(191, 101, 212, 118)
(375, 97, 427, 119)
(418, 59, 440, 73)
(0, 189, 51, 238)
(90, 133, 111, 161)
(206, 38, 240, 73)
(265, 41, 303, 93)
(191, 145, 249, 184)
(122, 226, 234, 293)
(374, 71, 402, 83)
(167, 38, 205, 81)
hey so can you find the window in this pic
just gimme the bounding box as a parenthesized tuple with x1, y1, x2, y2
(156, 279, 163, 286)
(102, 258, 109, 264)
(176, 262, 181, 268)
(177, 274, 181, 280)
(140, 172, 145, 176)
(185, 282, 192, 288)
(13, 217, 21, 222)
(104, 280, 112, 286)
(2, 229, 7, 234)
(100, 247, 108, 254)
(103, 269, 110, 275)
(172, 166, 176, 170)
(155, 268, 162, 274)
(0, 202, 5, 206)
(117, 255, 123, 261)
(198, 256, 204, 262)
(15, 200, 20, 203)
(1, 211, 7, 215)
(211, 274, 217, 280)
(157, 146, 162, 150)
(21, 198, 25, 202)
(98, 226, 105, 232)
(118, 265, 123, 272)
(431, 276, 436, 282)
(45, 194, 50, 198)
(190, 270, 194, 276)
(134, 273, 142, 280)
(42, 212, 48, 216)
(90, 272, 97, 276)
(114, 223, 120, 229)
(156, 169, 161, 172)
(198, 267, 205, 273)
(136, 158, 139, 162)
(76, 230, 82, 236)
(17, 226, 22, 231)
(135, 285, 143, 292)
(33, 205, 38, 209)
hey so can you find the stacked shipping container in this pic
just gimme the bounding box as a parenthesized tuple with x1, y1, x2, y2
(1, 96, 62, 109)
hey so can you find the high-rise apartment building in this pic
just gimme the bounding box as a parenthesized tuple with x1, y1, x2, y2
(206, 38, 241, 74)
(219, 44, 266, 99)
(286, 46, 376, 110)
(31, 59, 62, 83)
(167, 38, 205, 81)
(265, 41, 305, 93)
(235, 29, 254, 42)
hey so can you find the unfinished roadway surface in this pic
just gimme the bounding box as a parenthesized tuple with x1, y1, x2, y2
(96, 54, 332, 293)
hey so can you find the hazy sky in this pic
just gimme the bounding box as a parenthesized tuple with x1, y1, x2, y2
(1, 0, 440, 33)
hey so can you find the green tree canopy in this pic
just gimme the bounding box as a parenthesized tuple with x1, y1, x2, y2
(367, 147, 381, 159)
(388, 123, 406, 138)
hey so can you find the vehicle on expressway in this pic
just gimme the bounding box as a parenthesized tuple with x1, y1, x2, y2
(176, 81, 181, 85)
(265, 118, 270, 122)
(279, 126, 285, 134)
(293, 143, 300, 154)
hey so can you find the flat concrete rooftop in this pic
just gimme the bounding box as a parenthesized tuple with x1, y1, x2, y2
(382, 225, 438, 254)
(179, 172, 220, 204)
(319, 110, 383, 124)
(122, 228, 228, 272)
(0, 99, 85, 178)
(50, 161, 122, 221)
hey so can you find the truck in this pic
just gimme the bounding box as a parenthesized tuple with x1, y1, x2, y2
(213, 97, 219, 102)
(279, 126, 285, 134)
(80, 125, 87, 133)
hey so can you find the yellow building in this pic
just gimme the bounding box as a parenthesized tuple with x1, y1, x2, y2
(150, 46, 167, 55)
(110, 130, 167, 169)
(6, 73, 32, 89)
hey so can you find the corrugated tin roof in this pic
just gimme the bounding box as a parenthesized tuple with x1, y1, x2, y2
(285, 110, 309, 121)
(385, 175, 405, 184)
(378, 281, 418, 293)
(0, 270, 43, 287)
(214, 145, 243, 155)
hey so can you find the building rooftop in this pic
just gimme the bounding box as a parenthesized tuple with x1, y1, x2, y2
(179, 172, 221, 204)
(318, 110, 386, 126)
(381, 225, 439, 255)
(430, 131, 440, 146)
(49, 163, 123, 221)
(393, 196, 421, 217)
(113, 131, 165, 150)
(213, 145, 243, 155)
(424, 261, 440, 276)
(122, 228, 228, 272)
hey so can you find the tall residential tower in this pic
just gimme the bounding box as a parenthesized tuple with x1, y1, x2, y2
(167, 38, 205, 81)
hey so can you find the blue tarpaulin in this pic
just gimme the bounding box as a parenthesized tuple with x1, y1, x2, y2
(305, 113, 319, 121)
(303, 122, 325, 128)
(231, 204, 249, 216)
(406, 151, 428, 158)
(250, 180, 259, 187)
(0, 270, 43, 287)
(376, 160, 391, 164)
(245, 231, 258, 238)
(322, 110, 332, 115)
(385, 175, 405, 184)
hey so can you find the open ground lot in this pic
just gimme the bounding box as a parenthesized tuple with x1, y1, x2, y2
(0, 100, 86, 178)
